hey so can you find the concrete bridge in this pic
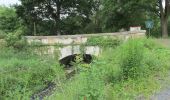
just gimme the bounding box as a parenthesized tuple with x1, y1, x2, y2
(25, 30, 146, 66)
(25, 30, 146, 45)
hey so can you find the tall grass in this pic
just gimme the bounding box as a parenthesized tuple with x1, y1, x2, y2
(0, 47, 65, 99)
(1, 38, 170, 100)
(49, 38, 170, 100)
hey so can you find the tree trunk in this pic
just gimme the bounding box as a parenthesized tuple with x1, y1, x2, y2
(56, 0, 61, 35)
(159, 0, 169, 38)
(161, 16, 168, 38)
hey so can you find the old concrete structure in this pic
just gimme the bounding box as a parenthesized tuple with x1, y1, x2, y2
(25, 30, 146, 45)
(25, 30, 146, 65)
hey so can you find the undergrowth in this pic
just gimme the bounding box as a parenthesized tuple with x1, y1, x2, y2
(85, 36, 121, 47)
(1, 37, 170, 100)
(0, 48, 65, 99)
(48, 38, 170, 100)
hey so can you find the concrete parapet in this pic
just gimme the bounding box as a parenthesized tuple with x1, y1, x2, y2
(25, 30, 146, 45)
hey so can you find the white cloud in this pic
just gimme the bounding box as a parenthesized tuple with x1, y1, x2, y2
(0, 0, 20, 6)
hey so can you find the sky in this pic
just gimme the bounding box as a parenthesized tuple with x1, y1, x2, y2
(162, 0, 165, 9)
(0, 0, 20, 6)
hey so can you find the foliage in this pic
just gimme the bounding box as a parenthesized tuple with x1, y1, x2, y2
(101, 0, 159, 32)
(49, 38, 170, 100)
(15, 0, 99, 35)
(0, 30, 6, 39)
(0, 5, 26, 50)
(1, 37, 170, 100)
(0, 6, 21, 33)
(0, 0, 164, 37)
(0, 0, 167, 37)
(118, 38, 167, 80)
(49, 59, 106, 100)
(0, 48, 65, 99)
(119, 39, 144, 79)
(86, 36, 121, 47)
(5, 31, 27, 49)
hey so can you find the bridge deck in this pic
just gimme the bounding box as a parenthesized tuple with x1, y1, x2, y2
(25, 30, 146, 39)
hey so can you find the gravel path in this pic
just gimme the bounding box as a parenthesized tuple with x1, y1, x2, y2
(155, 39, 170, 48)
(150, 71, 170, 100)
(150, 88, 170, 100)
(150, 39, 170, 100)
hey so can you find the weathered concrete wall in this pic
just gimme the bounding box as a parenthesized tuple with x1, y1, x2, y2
(25, 30, 146, 45)
(33, 45, 100, 60)
(26, 30, 146, 60)
(59, 46, 100, 60)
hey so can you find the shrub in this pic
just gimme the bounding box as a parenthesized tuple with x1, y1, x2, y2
(5, 32, 27, 49)
(49, 60, 106, 100)
(49, 38, 170, 100)
(0, 48, 65, 99)
(119, 39, 144, 80)
(118, 38, 169, 80)
(86, 36, 121, 47)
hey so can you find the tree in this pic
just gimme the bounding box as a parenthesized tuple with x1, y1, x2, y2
(0, 6, 20, 33)
(100, 0, 155, 32)
(158, 0, 170, 38)
(16, 0, 98, 35)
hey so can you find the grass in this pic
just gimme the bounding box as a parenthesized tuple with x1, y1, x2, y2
(0, 47, 65, 99)
(48, 38, 170, 100)
(0, 38, 170, 100)
(155, 38, 170, 48)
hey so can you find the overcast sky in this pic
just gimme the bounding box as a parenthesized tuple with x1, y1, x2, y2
(0, 0, 20, 6)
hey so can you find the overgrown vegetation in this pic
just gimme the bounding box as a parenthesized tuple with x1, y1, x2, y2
(0, 37, 170, 100)
(5, 32, 28, 49)
(48, 38, 170, 100)
(0, 47, 65, 99)
(86, 36, 121, 47)
(1, 0, 170, 99)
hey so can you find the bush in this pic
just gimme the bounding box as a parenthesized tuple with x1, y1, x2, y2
(119, 39, 144, 80)
(49, 60, 106, 100)
(49, 38, 170, 100)
(118, 38, 169, 80)
(0, 48, 65, 99)
(86, 36, 121, 47)
(5, 32, 27, 49)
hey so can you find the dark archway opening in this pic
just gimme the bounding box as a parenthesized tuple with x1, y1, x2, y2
(59, 54, 93, 68)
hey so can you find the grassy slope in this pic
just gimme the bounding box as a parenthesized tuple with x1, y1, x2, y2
(0, 47, 64, 99)
(48, 38, 170, 100)
(0, 38, 170, 100)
